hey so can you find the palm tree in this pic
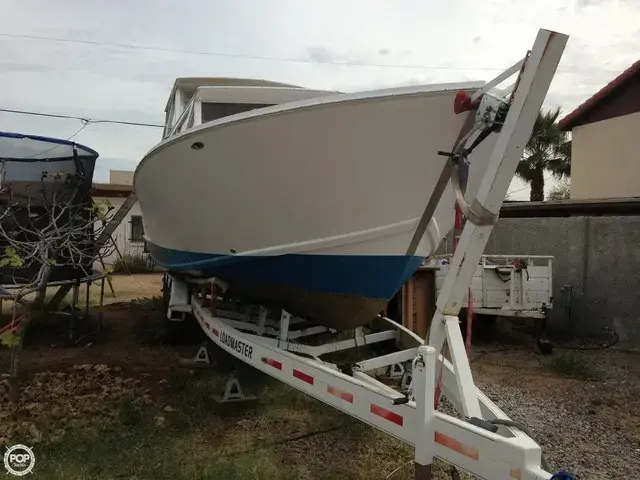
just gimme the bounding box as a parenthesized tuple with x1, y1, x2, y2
(516, 107, 571, 201)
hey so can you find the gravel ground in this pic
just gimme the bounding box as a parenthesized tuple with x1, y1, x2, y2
(478, 382, 640, 478)
(458, 347, 640, 479)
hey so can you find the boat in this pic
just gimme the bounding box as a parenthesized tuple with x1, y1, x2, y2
(134, 77, 497, 330)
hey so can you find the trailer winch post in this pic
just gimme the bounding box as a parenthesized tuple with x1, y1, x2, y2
(426, 28, 568, 424)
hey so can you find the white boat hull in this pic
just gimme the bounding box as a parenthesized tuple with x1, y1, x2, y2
(135, 82, 497, 328)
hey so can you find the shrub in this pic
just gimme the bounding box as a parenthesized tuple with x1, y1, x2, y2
(112, 253, 158, 274)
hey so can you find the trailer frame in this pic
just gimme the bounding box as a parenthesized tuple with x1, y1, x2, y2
(164, 28, 571, 480)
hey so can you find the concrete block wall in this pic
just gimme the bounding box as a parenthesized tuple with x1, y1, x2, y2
(436, 215, 640, 348)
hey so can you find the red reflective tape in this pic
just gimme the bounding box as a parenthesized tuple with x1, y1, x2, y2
(370, 404, 403, 426)
(211, 327, 219, 337)
(435, 432, 479, 460)
(327, 385, 354, 403)
(293, 369, 314, 385)
(262, 357, 283, 370)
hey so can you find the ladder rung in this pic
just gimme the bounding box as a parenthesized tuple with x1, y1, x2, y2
(95, 192, 138, 249)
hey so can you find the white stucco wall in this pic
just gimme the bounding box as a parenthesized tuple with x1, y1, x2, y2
(109, 170, 134, 185)
(570, 111, 640, 200)
(93, 195, 146, 267)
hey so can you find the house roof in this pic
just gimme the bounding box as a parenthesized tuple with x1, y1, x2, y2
(558, 59, 640, 131)
(92, 182, 133, 197)
(499, 197, 640, 218)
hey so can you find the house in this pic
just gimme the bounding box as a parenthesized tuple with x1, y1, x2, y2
(92, 170, 146, 266)
(558, 59, 640, 200)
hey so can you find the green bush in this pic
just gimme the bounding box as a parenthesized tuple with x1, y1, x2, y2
(112, 253, 158, 274)
(544, 352, 602, 381)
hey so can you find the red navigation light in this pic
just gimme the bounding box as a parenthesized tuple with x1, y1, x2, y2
(454, 90, 471, 114)
(453, 90, 481, 114)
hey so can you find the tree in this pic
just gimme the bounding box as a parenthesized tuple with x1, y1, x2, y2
(516, 107, 571, 201)
(548, 179, 571, 201)
(0, 169, 114, 408)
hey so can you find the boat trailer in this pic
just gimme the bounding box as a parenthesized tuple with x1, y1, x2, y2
(166, 29, 574, 480)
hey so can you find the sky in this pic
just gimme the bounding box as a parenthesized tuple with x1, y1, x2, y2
(0, 0, 638, 199)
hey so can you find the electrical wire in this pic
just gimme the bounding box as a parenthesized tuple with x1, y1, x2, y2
(0, 32, 625, 75)
(0, 107, 163, 128)
(0, 107, 162, 159)
(217, 420, 358, 458)
(0, 32, 528, 72)
(23, 120, 90, 159)
(0, 117, 92, 160)
(551, 330, 620, 351)
(506, 172, 556, 197)
(485, 310, 621, 353)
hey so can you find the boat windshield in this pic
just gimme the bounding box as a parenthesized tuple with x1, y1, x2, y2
(201, 103, 273, 123)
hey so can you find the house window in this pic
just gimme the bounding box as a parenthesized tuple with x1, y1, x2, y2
(130, 215, 145, 243)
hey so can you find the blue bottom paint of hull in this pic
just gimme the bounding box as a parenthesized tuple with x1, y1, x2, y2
(148, 243, 424, 301)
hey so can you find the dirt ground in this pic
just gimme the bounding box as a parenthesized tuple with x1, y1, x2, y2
(0, 273, 638, 479)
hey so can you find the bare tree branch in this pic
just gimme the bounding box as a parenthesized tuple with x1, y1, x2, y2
(0, 167, 115, 410)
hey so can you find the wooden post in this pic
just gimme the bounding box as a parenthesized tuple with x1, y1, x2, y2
(400, 266, 437, 339)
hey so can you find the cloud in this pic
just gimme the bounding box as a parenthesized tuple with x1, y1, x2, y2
(306, 46, 335, 63)
(0, 0, 638, 183)
(304, 46, 391, 66)
(0, 61, 52, 74)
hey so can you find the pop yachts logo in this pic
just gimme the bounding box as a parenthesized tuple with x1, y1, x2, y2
(4, 444, 35, 476)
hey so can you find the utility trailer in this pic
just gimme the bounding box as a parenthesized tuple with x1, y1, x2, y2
(162, 29, 575, 480)
(428, 255, 553, 319)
